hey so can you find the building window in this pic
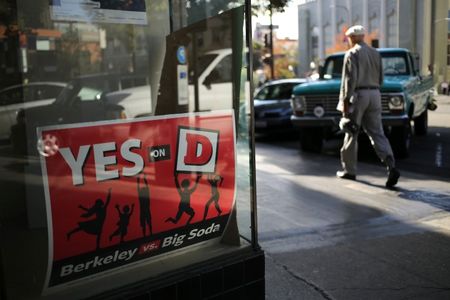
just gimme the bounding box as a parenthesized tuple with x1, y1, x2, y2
(447, 11, 450, 66)
(324, 23, 332, 51)
(369, 12, 379, 35)
(387, 9, 397, 47)
(447, 36, 450, 66)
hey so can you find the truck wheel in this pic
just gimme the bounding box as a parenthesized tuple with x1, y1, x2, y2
(390, 124, 411, 159)
(414, 109, 428, 136)
(300, 128, 323, 153)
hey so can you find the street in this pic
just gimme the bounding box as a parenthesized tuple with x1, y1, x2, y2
(259, 96, 450, 299)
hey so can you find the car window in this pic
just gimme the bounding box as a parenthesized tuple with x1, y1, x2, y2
(189, 54, 217, 84)
(206, 54, 232, 84)
(323, 56, 344, 79)
(255, 83, 298, 100)
(34, 84, 64, 100)
(55, 84, 103, 105)
(0, 86, 25, 105)
(77, 87, 103, 101)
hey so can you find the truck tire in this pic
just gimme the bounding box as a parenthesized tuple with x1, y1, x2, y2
(414, 109, 428, 136)
(389, 123, 411, 159)
(300, 128, 323, 153)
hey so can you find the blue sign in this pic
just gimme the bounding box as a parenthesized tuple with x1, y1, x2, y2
(177, 46, 186, 64)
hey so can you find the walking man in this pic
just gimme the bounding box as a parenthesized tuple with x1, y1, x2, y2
(336, 25, 400, 188)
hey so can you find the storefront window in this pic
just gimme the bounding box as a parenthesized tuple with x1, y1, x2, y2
(0, 0, 256, 299)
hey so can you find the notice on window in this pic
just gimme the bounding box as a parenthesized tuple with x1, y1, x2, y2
(177, 65, 189, 105)
(38, 111, 236, 291)
(49, 0, 148, 25)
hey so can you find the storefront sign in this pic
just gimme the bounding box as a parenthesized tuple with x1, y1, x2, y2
(38, 111, 236, 291)
(49, 0, 148, 25)
(177, 46, 186, 64)
(177, 65, 189, 105)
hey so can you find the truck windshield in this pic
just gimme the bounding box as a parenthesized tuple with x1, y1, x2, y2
(382, 54, 409, 75)
(322, 52, 410, 79)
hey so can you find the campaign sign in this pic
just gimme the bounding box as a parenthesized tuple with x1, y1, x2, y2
(38, 111, 236, 291)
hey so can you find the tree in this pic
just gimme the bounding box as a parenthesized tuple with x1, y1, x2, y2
(252, 0, 291, 80)
(252, 0, 291, 15)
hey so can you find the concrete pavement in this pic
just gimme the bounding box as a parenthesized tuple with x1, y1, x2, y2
(258, 97, 450, 299)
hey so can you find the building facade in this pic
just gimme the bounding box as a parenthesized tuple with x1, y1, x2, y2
(297, 0, 450, 85)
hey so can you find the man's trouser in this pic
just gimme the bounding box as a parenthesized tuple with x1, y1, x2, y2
(340, 89, 394, 175)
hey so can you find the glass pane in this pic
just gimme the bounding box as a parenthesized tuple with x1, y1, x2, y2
(0, 0, 254, 299)
(382, 56, 408, 75)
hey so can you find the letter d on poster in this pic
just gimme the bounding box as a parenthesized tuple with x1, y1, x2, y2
(175, 127, 219, 174)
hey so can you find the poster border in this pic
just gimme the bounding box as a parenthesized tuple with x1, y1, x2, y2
(38, 110, 237, 294)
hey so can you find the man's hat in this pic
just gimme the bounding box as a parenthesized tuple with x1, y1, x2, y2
(345, 25, 365, 37)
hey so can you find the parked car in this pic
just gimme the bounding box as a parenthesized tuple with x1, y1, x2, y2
(188, 48, 233, 112)
(10, 76, 129, 155)
(0, 82, 66, 141)
(105, 85, 152, 119)
(254, 78, 307, 131)
(291, 48, 434, 157)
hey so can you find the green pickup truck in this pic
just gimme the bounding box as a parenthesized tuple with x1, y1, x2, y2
(291, 48, 434, 157)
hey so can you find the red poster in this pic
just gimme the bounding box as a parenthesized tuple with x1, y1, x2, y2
(38, 111, 236, 290)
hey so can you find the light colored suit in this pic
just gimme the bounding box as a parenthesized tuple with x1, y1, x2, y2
(338, 42, 394, 175)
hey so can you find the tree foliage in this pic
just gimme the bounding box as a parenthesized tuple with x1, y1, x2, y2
(252, 0, 291, 15)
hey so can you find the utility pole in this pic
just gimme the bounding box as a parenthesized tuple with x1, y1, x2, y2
(269, 1, 275, 80)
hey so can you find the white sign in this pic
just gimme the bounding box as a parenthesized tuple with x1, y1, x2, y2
(177, 65, 189, 105)
(49, 0, 148, 25)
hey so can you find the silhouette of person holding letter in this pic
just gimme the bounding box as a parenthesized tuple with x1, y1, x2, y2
(165, 173, 201, 225)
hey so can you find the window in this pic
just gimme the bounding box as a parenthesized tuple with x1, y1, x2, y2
(323, 24, 332, 51)
(447, 10, 450, 66)
(255, 83, 298, 100)
(387, 9, 397, 47)
(0, 87, 23, 105)
(0, 1, 256, 299)
(323, 56, 344, 79)
(205, 55, 232, 84)
(382, 55, 408, 75)
(34, 84, 65, 100)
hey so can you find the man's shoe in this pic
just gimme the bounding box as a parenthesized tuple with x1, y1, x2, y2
(336, 170, 356, 180)
(386, 168, 400, 188)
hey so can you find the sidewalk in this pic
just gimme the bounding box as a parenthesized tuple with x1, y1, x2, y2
(434, 94, 450, 105)
(265, 229, 450, 300)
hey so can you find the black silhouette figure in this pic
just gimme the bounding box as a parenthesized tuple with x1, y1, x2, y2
(137, 174, 152, 236)
(109, 203, 135, 243)
(203, 174, 224, 220)
(67, 188, 112, 250)
(165, 173, 201, 225)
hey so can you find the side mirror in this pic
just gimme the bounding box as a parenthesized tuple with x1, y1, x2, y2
(318, 65, 324, 79)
